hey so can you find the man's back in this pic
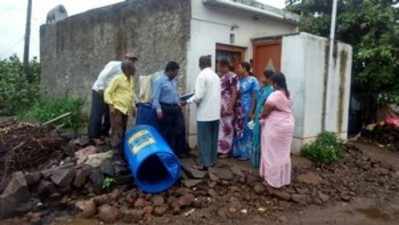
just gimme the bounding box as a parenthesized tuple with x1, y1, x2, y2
(195, 67, 221, 122)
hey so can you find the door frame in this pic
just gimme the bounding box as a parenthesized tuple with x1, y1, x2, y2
(215, 43, 247, 72)
(216, 43, 247, 54)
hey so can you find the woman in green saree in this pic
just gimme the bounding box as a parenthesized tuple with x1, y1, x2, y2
(250, 70, 274, 168)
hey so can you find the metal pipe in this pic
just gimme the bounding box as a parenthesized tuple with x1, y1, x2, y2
(324, 0, 339, 131)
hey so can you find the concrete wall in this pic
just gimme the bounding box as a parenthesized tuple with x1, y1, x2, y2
(40, 0, 191, 103)
(186, 0, 298, 146)
(281, 33, 353, 153)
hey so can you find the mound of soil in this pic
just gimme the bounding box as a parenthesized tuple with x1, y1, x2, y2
(0, 120, 67, 191)
(361, 125, 399, 151)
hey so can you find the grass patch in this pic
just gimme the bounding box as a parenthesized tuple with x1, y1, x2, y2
(18, 96, 84, 130)
(302, 132, 344, 164)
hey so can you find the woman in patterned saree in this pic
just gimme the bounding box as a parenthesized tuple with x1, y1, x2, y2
(217, 59, 243, 158)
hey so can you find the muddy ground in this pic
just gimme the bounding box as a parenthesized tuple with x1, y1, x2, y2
(1, 137, 399, 225)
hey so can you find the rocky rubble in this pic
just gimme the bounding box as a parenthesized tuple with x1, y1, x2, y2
(361, 125, 399, 151)
(0, 121, 66, 192)
(67, 144, 399, 224)
(1, 120, 399, 224)
(0, 120, 132, 219)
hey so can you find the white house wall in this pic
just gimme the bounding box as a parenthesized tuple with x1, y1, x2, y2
(281, 34, 306, 152)
(186, 0, 298, 146)
(281, 33, 353, 153)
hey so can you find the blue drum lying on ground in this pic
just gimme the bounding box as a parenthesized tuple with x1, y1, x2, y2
(135, 103, 158, 129)
(124, 125, 181, 193)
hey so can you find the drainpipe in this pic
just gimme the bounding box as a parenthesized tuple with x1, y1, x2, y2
(324, 0, 339, 131)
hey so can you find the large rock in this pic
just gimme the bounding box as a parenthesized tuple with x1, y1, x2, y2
(182, 179, 203, 188)
(177, 194, 195, 208)
(123, 209, 144, 222)
(181, 159, 207, 179)
(75, 200, 96, 218)
(154, 206, 168, 216)
(209, 167, 234, 181)
(253, 183, 266, 194)
(318, 191, 330, 203)
(151, 195, 165, 207)
(85, 151, 113, 168)
(230, 165, 244, 177)
(37, 180, 57, 197)
(0, 172, 32, 218)
(75, 145, 97, 164)
(98, 204, 119, 223)
(92, 194, 111, 205)
(24, 172, 42, 186)
(291, 194, 309, 205)
(73, 166, 91, 188)
(134, 198, 150, 208)
(100, 159, 114, 177)
(296, 172, 322, 185)
(270, 190, 291, 201)
(74, 136, 90, 147)
(89, 169, 104, 192)
(50, 167, 75, 187)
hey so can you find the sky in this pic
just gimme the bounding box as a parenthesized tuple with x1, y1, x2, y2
(0, 0, 286, 60)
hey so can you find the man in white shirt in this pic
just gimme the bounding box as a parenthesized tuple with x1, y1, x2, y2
(187, 55, 221, 169)
(88, 53, 138, 141)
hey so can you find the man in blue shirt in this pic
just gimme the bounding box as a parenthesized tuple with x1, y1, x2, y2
(152, 61, 188, 157)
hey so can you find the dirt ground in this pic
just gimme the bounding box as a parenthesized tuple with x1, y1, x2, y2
(44, 195, 399, 225)
(1, 140, 398, 225)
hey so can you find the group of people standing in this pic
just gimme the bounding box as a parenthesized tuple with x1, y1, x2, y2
(216, 59, 295, 188)
(88, 52, 295, 189)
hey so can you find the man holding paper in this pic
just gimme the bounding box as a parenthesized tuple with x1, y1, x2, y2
(186, 55, 221, 170)
(152, 61, 189, 157)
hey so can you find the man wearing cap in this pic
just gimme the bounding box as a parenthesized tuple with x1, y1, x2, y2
(88, 53, 138, 141)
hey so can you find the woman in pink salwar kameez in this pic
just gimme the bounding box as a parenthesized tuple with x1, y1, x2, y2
(260, 72, 294, 188)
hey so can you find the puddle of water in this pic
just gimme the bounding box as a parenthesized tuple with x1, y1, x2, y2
(356, 207, 391, 221)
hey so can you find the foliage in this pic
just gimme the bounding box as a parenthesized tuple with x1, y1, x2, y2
(102, 177, 116, 191)
(0, 55, 41, 115)
(302, 132, 344, 164)
(18, 96, 84, 130)
(286, 0, 399, 107)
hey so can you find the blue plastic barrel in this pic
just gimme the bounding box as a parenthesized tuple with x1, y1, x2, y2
(124, 125, 181, 193)
(135, 103, 158, 129)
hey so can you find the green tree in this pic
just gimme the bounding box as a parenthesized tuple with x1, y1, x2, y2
(0, 55, 40, 115)
(286, 0, 399, 123)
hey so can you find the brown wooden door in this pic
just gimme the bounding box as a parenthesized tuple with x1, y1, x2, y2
(253, 39, 282, 78)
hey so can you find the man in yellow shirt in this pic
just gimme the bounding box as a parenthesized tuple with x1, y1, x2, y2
(104, 60, 136, 154)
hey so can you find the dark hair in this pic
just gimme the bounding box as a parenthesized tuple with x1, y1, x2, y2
(121, 60, 135, 75)
(240, 62, 251, 73)
(271, 72, 290, 98)
(165, 61, 180, 72)
(263, 70, 274, 79)
(199, 55, 212, 69)
(218, 59, 230, 67)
